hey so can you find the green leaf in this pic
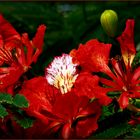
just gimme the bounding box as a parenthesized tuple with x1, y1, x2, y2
(92, 123, 132, 139)
(99, 106, 113, 121)
(0, 104, 8, 118)
(133, 99, 140, 108)
(15, 117, 34, 129)
(0, 93, 13, 104)
(132, 124, 140, 138)
(13, 94, 29, 108)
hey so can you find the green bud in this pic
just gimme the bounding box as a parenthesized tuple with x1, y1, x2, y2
(100, 9, 118, 37)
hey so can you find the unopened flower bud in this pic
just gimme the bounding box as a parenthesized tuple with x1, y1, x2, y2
(100, 10, 118, 37)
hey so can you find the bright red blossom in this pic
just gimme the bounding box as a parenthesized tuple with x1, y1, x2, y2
(70, 39, 112, 73)
(70, 19, 140, 109)
(45, 53, 111, 106)
(99, 19, 140, 109)
(2, 13, 139, 139)
(0, 15, 46, 91)
(20, 76, 101, 138)
(20, 77, 59, 124)
(48, 93, 101, 138)
(117, 19, 136, 69)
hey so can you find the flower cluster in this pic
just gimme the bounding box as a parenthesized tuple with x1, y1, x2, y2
(0, 13, 140, 139)
(0, 15, 46, 93)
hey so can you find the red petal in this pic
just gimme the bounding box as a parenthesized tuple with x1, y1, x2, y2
(0, 15, 20, 40)
(94, 87, 112, 106)
(131, 67, 140, 85)
(61, 123, 72, 139)
(70, 39, 112, 72)
(20, 25, 46, 66)
(73, 72, 112, 105)
(32, 25, 46, 63)
(0, 35, 4, 48)
(0, 15, 21, 50)
(74, 72, 100, 98)
(21, 33, 33, 66)
(118, 92, 129, 109)
(100, 78, 122, 90)
(20, 77, 58, 119)
(76, 100, 101, 138)
(52, 93, 85, 120)
(117, 19, 136, 68)
(51, 93, 101, 138)
(128, 116, 140, 125)
(0, 66, 24, 90)
(33, 25, 46, 50)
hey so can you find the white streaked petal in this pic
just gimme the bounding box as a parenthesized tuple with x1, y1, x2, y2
(45, 54, 78, 94)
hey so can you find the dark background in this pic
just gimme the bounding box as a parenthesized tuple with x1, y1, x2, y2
(1, 1, 140, 76)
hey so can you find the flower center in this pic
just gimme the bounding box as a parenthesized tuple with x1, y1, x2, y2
(45, 54, 78, 94)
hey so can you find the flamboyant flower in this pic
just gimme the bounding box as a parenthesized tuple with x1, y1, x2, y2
(70, 39, 112, 73)
(46, 93, 101, 139)
(117, 19, 136, 70)
(20, 76, 101, 138)
(100, 19, 140, 109)
(45, 53, 111, 105)
(0, 15, 46, 91)
(70, 19, 140, 109)
(20, 54, 107, 138)
(20, 76, 59, 124)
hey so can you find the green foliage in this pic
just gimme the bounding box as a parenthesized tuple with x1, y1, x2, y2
(13, 94, 29, 108)
(132, 99, 140, 108)
(0, 93, 33, 129)
(132, 125, 140, 138)
(0, 104, 8, 118)
(93, 123, 132, 139)
(99, 105, 114, 121)
(15, 116, 34, 129)
(132, 51, 140, 69)
(92, 101, 132, 139)
(0, 93, 12, 104)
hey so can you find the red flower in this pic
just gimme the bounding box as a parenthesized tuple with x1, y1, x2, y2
(69, 19, 140, 109)
(70, 39, 112, 73)
(73, 72, 112, 106)
(98, 19, 140, 109)
(0, 15, 21, 66)
(20, 76, 101, 138)
(20, 24, 46, 66)
(117, 19, 136, 70)
(0, 15, 46, 91)
(45, 53, 111, 106)
(47, 93, 101, 139)
(20, 76, 59, 124)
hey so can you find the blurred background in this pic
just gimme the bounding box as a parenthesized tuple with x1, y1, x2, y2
(1, 1, 140, 76)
